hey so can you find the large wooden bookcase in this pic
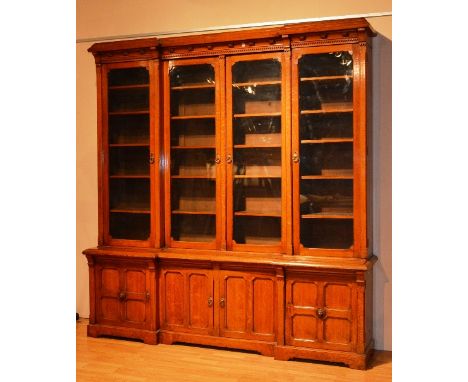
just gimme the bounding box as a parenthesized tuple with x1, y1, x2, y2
(83, 18, 376, 369)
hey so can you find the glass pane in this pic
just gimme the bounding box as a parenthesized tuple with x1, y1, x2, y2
(108, 67, 149, 86)
(300, 220, 353, 249)
(234, 216, 281, 245)
(231, 59, 282, 245)
(300, 143, 353, 177)
(298, 52, 353, 249)
(170, 64, 217, 243)
(110, 147, 149, 176)
(234, 178, 281, 216)
(109, 115, 149, 144)
(107, 67, 150, 241)
(110, 213, 150, 240)
(171, 215, 215, 242)
(108, 87, 149, 113)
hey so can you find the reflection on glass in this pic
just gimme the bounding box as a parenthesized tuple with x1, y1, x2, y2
(171, 215, 215, 242)
(234, 178, 281, 216)
(231, 59, 282, 246)
(110, 179, 150, 212)
(234, 216, 281, 245)
(107, 67, 150, 240)
(170, 64, 217, 243)
(110, 147, 149, 176)
(298, 52, 354, 249)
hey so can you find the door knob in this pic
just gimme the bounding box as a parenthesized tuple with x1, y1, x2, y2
(317, 308, 326, 319)
(119, 292, 126, 301)
(208, 296, 213, 307)
(220, 297, 225, 308)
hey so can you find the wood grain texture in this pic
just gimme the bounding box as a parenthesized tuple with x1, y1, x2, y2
(77, 318, 391, 381)
(84, 17, 376, 370)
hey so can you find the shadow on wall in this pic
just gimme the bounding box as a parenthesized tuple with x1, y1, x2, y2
(372, 33, 392, 351)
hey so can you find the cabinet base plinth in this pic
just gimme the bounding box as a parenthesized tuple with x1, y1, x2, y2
(274, 345, 373, 370)
(159, 330, 275, 357)
(87, 324, 158, 345)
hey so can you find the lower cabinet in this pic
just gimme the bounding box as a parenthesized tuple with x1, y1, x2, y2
(159, 262, 278, 355)
(86, 255, 157, 344)
(85, 254, 373, 369)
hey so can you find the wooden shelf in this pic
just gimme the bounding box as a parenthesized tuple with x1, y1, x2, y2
(235, 211, 281, 218)
(301, 109, 353, 115)
(301, 138, 353, 144)
(171, 115, 215, 120)
(109, 143, 150, 147)
(300, 75, 352, 82)
(109, 110, 149, 116)
(110, 207, 150, 214)
(301, 212, 353, 219)
(171, 175, 216, 179)
(234, 144, 281, 149)
(171, 145, 215, 150)
(171, 84, 215, 90)
(301, 175, 353, 180)
(234, 175, 282, 179)
(234, 112, 281, 118)
(110, 174, 150, 179)
(233, 80, 281, 87)
(108, 84, 149, 90)
(172, 210, 216, 215)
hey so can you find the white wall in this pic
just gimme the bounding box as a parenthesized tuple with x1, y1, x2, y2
(76, 0, 392, 351)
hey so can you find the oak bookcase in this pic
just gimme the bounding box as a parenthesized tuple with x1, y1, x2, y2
(83, 17, 376, 369)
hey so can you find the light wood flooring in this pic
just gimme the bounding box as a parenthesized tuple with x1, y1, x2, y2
(77, 319, 391, 381)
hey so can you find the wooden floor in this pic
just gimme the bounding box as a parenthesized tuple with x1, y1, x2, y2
(77, 319, 391, 382)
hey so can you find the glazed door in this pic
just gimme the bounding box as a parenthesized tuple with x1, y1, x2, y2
(225, 52, 291, 253)
(95, 261, 151, 329)
(218, 269, 276, 342)
(285, 274, 356, 351)
(164, 58, 224, 249)
(160, 266, 215, 335)
(292, 45, 364, 257)
(102, 61, 159, 247)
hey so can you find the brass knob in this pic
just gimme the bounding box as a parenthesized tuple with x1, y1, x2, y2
(292, 152, 300, 163)
(149, 153, 155, 164)
(119, 292, 126, 301)
(215, 155, 221, 164)
(226, 154, 232, 164)
(208, 296, 213, 307)
(317, 308, 326, 319)
(220, 297, 225, 308)
(146, 291, 150, 301)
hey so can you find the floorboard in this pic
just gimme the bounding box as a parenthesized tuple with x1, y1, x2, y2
(76, 319, 391, 381)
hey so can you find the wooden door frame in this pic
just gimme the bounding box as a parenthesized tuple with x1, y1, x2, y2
(290, 44, 364, 258)
(100, 60, 156, 248)
(162, 57, 225, 250)
(225, 51, 291, 254)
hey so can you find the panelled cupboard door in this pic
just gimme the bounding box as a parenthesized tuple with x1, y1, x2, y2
(101, 60, 159, 248)
(159, 267, 215, 335)
(291, 44, 368, 257)
(96, 263, 121, 325)
(225, 52, 291, 254)
(285, 275, 356, 351)
(163, 57, 225, 250)
(219, 270, 276, 342)
(95, 261, 151, 329)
